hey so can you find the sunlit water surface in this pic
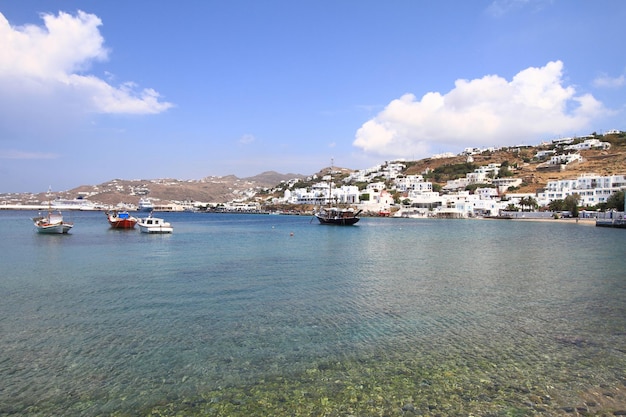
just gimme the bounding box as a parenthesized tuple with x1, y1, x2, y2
(1, 211, 625, 416)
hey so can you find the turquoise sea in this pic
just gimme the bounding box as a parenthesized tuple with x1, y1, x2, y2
(1, 210, 625, 416)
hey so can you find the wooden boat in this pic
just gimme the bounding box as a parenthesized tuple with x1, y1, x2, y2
(314, 159, 361, 226)
(137, 214, 173, 233)
(32, 189, 74, 234)
(106, 210, 138, 229)
(32, 210, 73, 234)
(315, 207, 361, 225)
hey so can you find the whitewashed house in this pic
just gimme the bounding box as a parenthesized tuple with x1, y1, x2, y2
(549, 153, 583, 165)
(285, 182, 360, 205)
(565, 139, 611, 151)
(537, 173, 626, 206)
(535, 149, 556, 159)
(393, 175, 431, 192)
(492, 177, 523, 192)
(359, 189, 395, 213)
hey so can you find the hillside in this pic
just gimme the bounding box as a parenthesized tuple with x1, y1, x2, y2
(5, 172, 306, 207)
(404, 136, 626, 194)
(2, 135, 625, 207)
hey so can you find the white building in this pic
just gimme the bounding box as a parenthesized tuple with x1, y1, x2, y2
(535, 149, 556, 159)
(285, 182, 360, 205)
(442, 177, 471, 191)
(366, 182, 386, 192)
(492, 177, 523, 192)
(549, 153, 583, 165)
(393, 175, 431, 192)
(537, 173, 626, 206)
(359, 189, 395, 213)
(443, 163, 500, 191)
(565, 139, 611, 151)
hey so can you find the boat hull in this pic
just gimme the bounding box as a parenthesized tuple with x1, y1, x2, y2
(109, 219, 137, 229)
(33, 212, 73, 234)
(106, 211, 138, 229)
(138, 225, 173, 234)
(315, 215, 360, 226)
(314, 207, 361, 226)
(34, 221, 73, 234)
(137, 216, 173, 233)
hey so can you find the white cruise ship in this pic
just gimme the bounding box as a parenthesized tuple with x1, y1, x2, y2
(137, 198, 155, 212)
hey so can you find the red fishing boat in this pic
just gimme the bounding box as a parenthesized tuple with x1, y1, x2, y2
(106, 210, 138, 229)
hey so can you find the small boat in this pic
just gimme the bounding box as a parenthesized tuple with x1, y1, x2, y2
(137, 214, 173, 234)
(315, 207, 361, 225)
(106, 210, 138, 229)
(32, 210, 73, 234)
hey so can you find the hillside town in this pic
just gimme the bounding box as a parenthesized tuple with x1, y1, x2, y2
(1, 130, 625, 219)
(264, 131, 626, 219)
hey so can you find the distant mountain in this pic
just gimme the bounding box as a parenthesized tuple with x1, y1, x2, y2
(242, 171, 306, 186)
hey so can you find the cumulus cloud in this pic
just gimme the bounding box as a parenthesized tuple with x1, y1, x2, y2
(593, 73, 625, 88)
(353, 61, 603, 159)
(0, 10, 173, 116)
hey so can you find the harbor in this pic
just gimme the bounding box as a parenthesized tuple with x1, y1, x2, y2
(2, 211, 626, 416)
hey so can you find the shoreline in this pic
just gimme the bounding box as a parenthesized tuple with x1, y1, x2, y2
(505, 216, 597, 225)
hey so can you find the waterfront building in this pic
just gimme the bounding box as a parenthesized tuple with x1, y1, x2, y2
(285, 182, 360, 205)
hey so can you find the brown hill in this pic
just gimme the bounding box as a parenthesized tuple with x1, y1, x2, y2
(32, 172, 307, 207)
(405, 136, 626, 193)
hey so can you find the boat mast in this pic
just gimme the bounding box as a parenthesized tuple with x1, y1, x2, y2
(329, 158, 333, 207)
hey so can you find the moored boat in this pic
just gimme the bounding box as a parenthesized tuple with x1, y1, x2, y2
(314, 159, 361, 226)
(315, 207, 361, 225)
(32, 210, 73, 234)
(106, 210, 138, 229)
(137, 214, 173, 233)
(138, 198, 154, 212)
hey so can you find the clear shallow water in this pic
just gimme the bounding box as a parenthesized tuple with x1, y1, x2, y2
(1, 211, 625, 416)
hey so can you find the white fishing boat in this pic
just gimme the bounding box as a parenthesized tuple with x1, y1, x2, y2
(32, 210, 73, 234)
(137, 214, 173, 234)
(32, 189, 74, 234)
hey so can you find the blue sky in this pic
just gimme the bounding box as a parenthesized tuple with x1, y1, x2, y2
(0, 0, 625, 193)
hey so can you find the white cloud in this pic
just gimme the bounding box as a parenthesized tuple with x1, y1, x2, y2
(0, 150, 58, 160)
(239, 134, 256, 145)
(353, 61, 604, 159)
(486, 0, 552, 18)
(593, 73, 626, 88)
(0, 10, 172, 116)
